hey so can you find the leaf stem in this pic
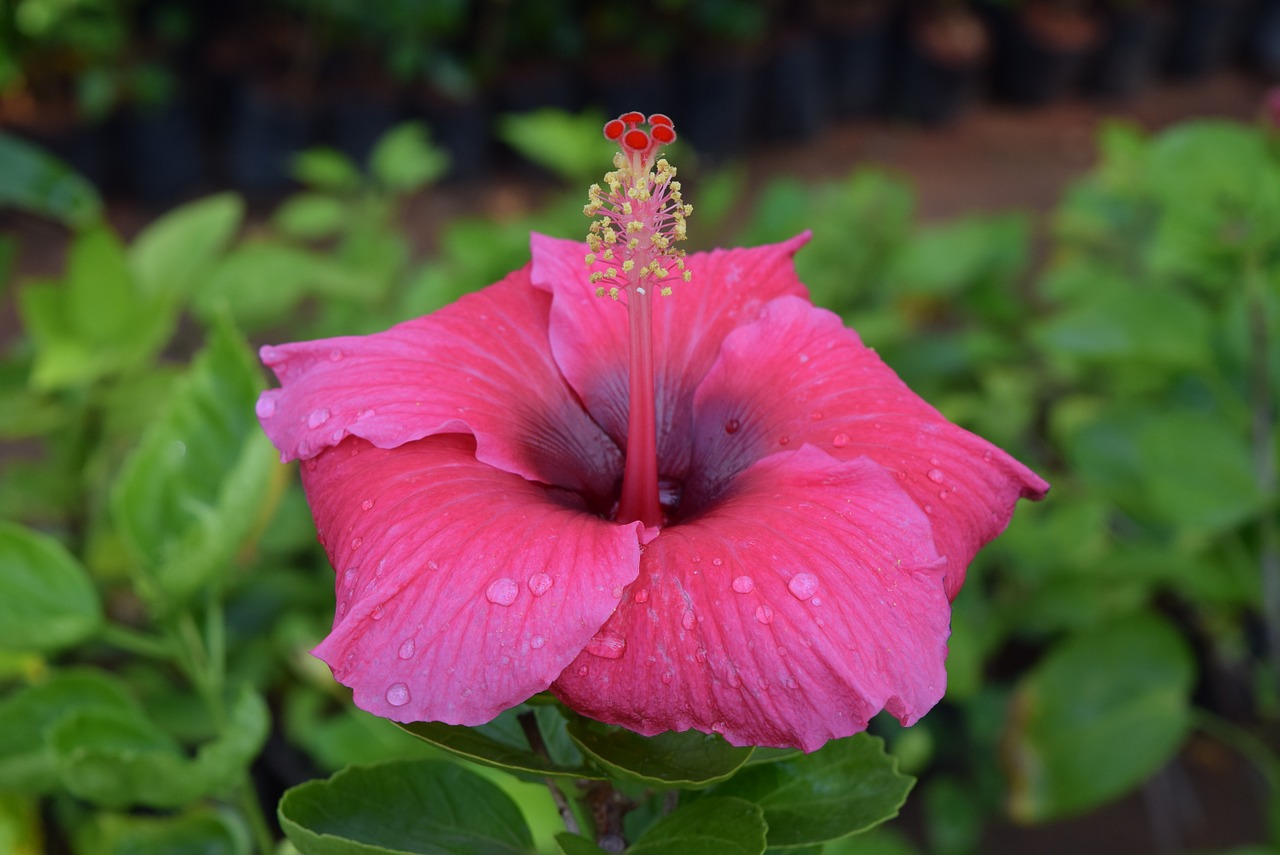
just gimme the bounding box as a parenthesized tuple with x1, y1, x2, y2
(518, 711, 582, 836)
(1193, 710, 1280, 846)
(97, 621, 172, 660)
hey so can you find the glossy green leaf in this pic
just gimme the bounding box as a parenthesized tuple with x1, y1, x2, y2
(370, 123, 448, 193)
(0, 523, 101, 652)
(706, 734, 914, 848)
(111, 316, 275, 605)
(130, 192, 244, 300)
(565, 719, 753, 788)
(52, 686, 269, 809)
(0, 132, 102, 227)
(1005, 615, 1195, 822)
(0, 669, 141, 793)
(278, 759, 535, 855)
(274, 192, 346, 240)
(77, 808, 249, 855)
(292, 147, 362, 192)
(628, 797, 766, 855)
(399, 706, 603, 781)
(554, 833, 609, 855)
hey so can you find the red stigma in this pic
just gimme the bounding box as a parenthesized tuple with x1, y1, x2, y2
(619, 111, 645, 124)
(652, 124, 676, 144)
(648, 113, 673, 127)
(623, 129, 650, 151)
(603, 119, 625, 141)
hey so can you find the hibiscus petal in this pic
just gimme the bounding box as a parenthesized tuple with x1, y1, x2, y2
(304, 434, 643, 725)
(552, 445, 950, 752)
(687, 296, 1049, 598)
(257, 268, 622, 498)
(529, 233, 810, 479)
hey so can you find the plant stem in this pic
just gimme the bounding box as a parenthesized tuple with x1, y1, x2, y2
(518, 711, 582, 837)
(1194, 710, 1280, 846)
(98, 622, 172, 660)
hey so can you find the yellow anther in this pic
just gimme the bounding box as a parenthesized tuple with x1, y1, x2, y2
(660, 286, 672, 296)
(622, 259, 635, 272)
(682, 270, 692, 282)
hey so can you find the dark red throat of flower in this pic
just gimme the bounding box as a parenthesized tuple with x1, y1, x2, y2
(584, 112, 692, 530)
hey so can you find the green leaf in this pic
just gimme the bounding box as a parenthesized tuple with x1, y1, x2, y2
(0, 669, 141, 793)
(274, 192, 347, 240)
(278, 759, 535, 855)
(77, 808, 250, 855)
(52, 686, 270, 809)
(130, 193, 244, 300)
(0, 522, 102, 652)
(399, 707, 603, 781)
(628, 797, 767, 855)
(706, 734, 914, 848)
(888, 214, 1028, 298)
(110, 317, 276, 605)
(1004, 615, 1195, 822)
(370, 123, 448, 193)
(565, 719, 753, 788)
(293, 147, 362, 193)
(0, 132, 102, 227)
(554, 833, 609, 855)
(496, 109, 610, 185)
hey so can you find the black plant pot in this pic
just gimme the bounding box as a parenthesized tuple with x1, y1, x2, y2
(224, 82, 313, 196)
(822, 9, 892, 118)
(890, 11, 989, 126)
(1164, 0, 1250, 79)
(757, 31, 827, 141)
(1085, 4, 1172, 99)
(122, 98, 206, 204)
(982, 3, 1101, 106)
(679, 50, 757, 163)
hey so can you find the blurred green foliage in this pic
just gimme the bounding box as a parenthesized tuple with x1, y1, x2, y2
(0, 112, 1277, 854)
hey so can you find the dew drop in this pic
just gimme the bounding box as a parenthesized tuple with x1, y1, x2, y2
(788, 573, 819, 600)
(530, 635, 547, 650)
(811, 596, 823, 607)
(633, 588, 650, 604)
(927, 468, 945, 484)
(691, 554, 702, 564)
(612, 586, 623, 599)
(939, 489, 950, 500)
(486, 578, 518, 606)
(328, 349, 344, 361)
(711, 720, 727, 734)
(681, 610, 696, 630)
(810, 411, 824, 421)
(712, 557, 723, 567)
(724, 418, 740, 435)
(308, 408, 331, 428)
(731, 575, 755, 594)
(832, 432, 850, 448)
(385, 682, 410, 706)
(757, 676, 770, 690)
(661, 671, 673, 685)
(726, 671, 742, 688)
(785, 677, 799, 690)
(799, 353, 810, 363)
(695, 648, 708, 664)
(924, 504, 934, 515)
(398, 638, 415, 659)
(342, 567, 357, 587)
(350, 537, 363, 551)
(778, 435, 790, 446)
(577, 665, 589, 677)
(255, 397, 276, 418)
(371, 604, 384, 620)
(361, 498, 375, 511)
(585, 634, 627, 659)
(983, 450, 994, 461)
(528, 573, 553, 597)
(755, 604, 775, 624)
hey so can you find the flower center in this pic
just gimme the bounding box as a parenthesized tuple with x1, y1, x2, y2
(584, 112, 692, 529)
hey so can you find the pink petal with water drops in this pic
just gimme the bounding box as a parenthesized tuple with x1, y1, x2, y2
(256, 267, 622, 498)
(528, 233, 811, 478)
(688, 296, 1049, 598)
(304, 434, 643, 725)
(552, 444, 951, 752)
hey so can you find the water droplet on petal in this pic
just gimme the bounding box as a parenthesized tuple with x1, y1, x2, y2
(755, 604, 775, 624)
(342, 567, 357, 587)
(711, 720, 727, 734)
(778, 435, 790, 445)
(726, 671, 742, 688)
(577, 665, 589, 677)
(633, 588, 650, 604)
(585, 634, 626, 659)
(255, 397, 276, 418)
(724, 418, 740, 435)
(398, 638, 415, 659)
(811, 596, 823, 607)
(695, 648, 708, 663)
(757, 676, 770, 690)
(732, 575, 754, 594)
(691, 555, 702, 564)
(661, 671, 673, 685)
(924, 504, 934, 514)
(486, 578, 518, 606)
(530, 635, 547, 649)
(329, 349, 344, 361)
(350, 537, 363, 550)
(426, 560, 439, 571)
(612, 586, 623, 599)
(361, 498, 375, 511)
(308, 408, 331, 428)
(810, 410, 824, 421)
(788, 573, 819, 600)
(832, 433, 850, 448)
(785, 677, 799, 690)
(983, 449, 994, 461)
(927, 468, 945, 483)
(371, 604, 384, 620)
(528, 573, 553, 597)
(681, 610, 696, 630)
(385, 682, 410, 706)
(712, 557, 723, 567)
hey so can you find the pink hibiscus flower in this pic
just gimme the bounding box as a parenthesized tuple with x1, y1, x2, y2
(257, 114, 1047, 752)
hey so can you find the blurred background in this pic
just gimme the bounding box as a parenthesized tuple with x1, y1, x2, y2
(1, 1, 1279, 854)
